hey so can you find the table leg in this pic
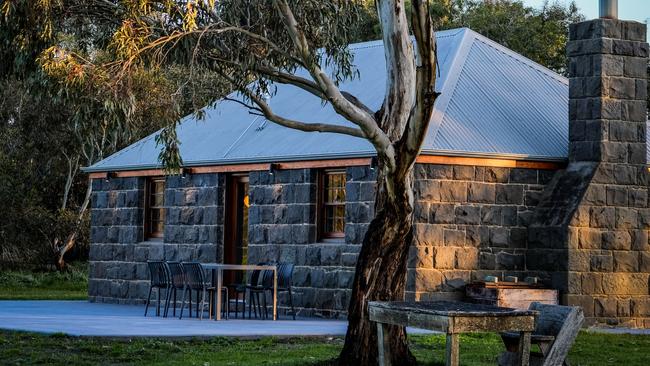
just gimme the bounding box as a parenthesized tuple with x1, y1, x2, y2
(376, 322, 392, 366)
(215, 269, 223, 321)
(445, 333, 459, 366)
(210, 269, 216, 320)
(273, 268, 278, 321)
(517, 331, 531, 366)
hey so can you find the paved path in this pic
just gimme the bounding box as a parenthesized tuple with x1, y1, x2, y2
(0, 300, 348, 337)
(5, 301, 643, 338)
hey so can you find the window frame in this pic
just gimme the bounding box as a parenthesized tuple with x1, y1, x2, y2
(318, 170, 347, 240)
(144, 177, 166, 239)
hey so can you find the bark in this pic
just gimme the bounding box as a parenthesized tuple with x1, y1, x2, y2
(55, 178, 92, 271)
(339, 159, 416, 366)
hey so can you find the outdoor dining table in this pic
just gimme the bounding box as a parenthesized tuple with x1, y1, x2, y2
(368, 300, 538, 366)
(201, 263, 278, 321)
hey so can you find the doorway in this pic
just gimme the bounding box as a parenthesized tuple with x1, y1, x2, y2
(224, 174, 249, 285)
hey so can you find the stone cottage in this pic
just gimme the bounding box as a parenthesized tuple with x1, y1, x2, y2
(85, 18, 649, 326)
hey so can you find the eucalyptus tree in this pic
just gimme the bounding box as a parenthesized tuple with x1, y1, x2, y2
(39, 0, 440, 364)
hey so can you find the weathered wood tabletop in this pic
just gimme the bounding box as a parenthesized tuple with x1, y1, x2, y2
(368, 301, 537, 366)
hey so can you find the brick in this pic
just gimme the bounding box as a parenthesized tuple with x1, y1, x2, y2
(427, 165, 453, 179)
(489, 228, 509, 247)
(582, 273, 603, 294)
(415, 180, 440, 202)
(602, 231, 632, 250)
(640, 252, 650, 272)
(615, 208, 638, 229)
(430, 204, 455, 224)
(631, 299, 650, 316)
(455, 205, 480, 225)
(595, 298, 617, 317)
(578, 228, 602, 249)
(467, 182, 496, 203)
(602, 273, 649, 295)
(453, 166, 474, 180)
(583, 185, 606, 205)
(510, 169, 537, 184)
(444, 229, 465, 247)
(434, 247, 456, 269)
(613, 251, 639, 272)
(484, 167, 509, 183)
(408, 246, 433, 269)
(456, 248, 479, 270)
(590, 207, 616, 228)
(591, 254, 613, 272)
(496, 251, 525, 270)
(439, 181, 467, 202)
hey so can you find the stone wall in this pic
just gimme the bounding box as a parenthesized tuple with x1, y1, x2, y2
(529, 19, 650, 327)
(247, 167, 374, 317)
(245, 164, 555, 317)
(407, 164, 555, 302)
(88, 174, 224, 304)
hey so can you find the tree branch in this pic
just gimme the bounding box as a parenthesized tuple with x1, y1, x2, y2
(272, 0, 394, 163)
(400, 0, 439, 173)
(376, 0, 416, 141)
(219, 73, 366, 139)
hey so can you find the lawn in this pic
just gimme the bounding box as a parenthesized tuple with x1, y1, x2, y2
(0, 265, 649, 365)
(0, 262, 88, 300)
(1, 330, 649, 365)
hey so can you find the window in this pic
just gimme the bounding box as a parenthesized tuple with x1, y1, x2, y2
(145, 177, 165, 238)
(320, 171, 346, 239)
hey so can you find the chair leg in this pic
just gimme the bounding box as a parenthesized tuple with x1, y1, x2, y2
(289, 287, 295, 320)
(262, 291, 269, 319)
(163, 287, 172, 318)
(156, 288, 161, 317)
(144, 286, 153, 316)
(235, 293, 239, 319)
(200, 288, 206, 320)
(179, 287, 188, 319)
(173, 288, 177, 317)
(248, 290, 253, 319)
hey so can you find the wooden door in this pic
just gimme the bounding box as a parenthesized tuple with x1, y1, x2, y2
(224, 175, 249, 284)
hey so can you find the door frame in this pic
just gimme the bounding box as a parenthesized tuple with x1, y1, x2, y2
(223, 173, 250, 283)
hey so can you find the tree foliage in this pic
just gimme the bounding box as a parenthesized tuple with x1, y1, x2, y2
(0, 0, 226, 267)
(356, 0, 584, 75)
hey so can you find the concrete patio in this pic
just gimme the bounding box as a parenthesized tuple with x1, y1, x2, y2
(0, 300, 348, 337)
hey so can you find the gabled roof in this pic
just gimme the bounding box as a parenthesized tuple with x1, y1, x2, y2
(86, 28, 570, 173)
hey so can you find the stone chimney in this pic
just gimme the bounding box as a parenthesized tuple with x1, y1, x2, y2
(528, 15, 649, 326)
(568, 19, 648, 164)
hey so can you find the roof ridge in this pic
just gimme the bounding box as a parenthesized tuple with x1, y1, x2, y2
(425, 28, 474, 146)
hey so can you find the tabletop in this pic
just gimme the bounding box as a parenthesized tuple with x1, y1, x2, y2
(369, 300, 538, 317)
(201, 263, 277, 271)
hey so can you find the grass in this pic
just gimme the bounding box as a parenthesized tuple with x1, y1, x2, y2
(0, 331, 649, 365)
(0, 262, 88, 300)
(0, 265, 648, 365)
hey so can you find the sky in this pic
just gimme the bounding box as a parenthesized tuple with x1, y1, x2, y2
(522, 0, 650, 23)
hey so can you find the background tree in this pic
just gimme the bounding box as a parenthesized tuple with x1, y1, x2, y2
(356, 0, 584, 75)
(48, 1, 438, 364)
(0, 0, 226, 268)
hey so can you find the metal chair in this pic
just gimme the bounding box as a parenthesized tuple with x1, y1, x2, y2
(244, 263, 269, 319)
(179, 262, 228, 320)
(249, 263, 296, 320)
(144, 261, 171, 317)
(164, 262, 186, 318)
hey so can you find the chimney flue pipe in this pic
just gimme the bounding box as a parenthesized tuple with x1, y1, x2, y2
(599, 0, 618, 19)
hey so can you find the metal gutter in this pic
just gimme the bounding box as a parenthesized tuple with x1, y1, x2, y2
(82, 149, 568, 173)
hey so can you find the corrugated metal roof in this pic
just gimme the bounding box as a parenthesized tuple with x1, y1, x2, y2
(86, 28, 571, 173)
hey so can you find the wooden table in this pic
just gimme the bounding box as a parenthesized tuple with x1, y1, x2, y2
(368, 301, 537, 366)
(202, 263, 278, 321)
